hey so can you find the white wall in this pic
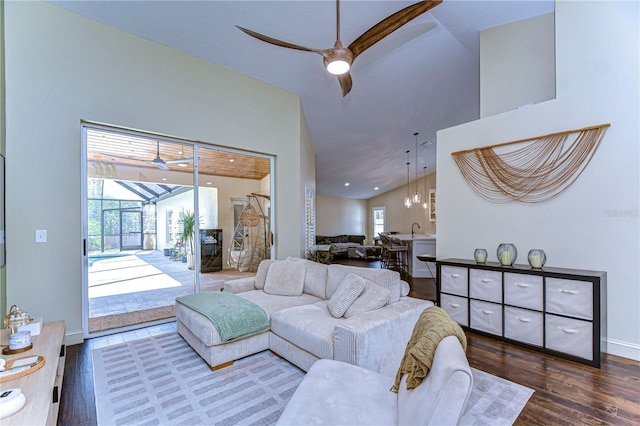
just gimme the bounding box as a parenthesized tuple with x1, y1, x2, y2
(3, 1, 313, 343)
(481, 12, 556, 117)
(437, 1, 639, 360)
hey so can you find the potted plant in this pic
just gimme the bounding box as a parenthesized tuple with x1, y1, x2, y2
(179, 210, 196, 269)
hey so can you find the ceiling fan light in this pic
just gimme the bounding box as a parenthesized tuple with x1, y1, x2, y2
(324, 41, 353, 75)
(326, 59, 350, 75)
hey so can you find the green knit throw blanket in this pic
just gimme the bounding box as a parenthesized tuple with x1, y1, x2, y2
(176, 292, 269, 342)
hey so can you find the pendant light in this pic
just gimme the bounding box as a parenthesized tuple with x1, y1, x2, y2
(422, 166, 428, 210)
(411, 132, 422, 204)
(403, 150, 413, 208)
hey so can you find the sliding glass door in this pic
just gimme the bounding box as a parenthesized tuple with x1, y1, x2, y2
(82, 124, 273, 336)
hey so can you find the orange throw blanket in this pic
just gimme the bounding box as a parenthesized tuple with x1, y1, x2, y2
(391, 306, 467, 392)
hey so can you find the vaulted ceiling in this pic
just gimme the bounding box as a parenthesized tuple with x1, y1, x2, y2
(51, 0, 554, 199)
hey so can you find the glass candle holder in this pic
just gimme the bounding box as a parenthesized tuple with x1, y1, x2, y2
(497, 243, 517, 266)
(528, 249, 546, 269)
(474, 249, 488, 264)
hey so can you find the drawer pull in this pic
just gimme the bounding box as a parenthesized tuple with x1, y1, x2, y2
(560, 327, 579, 334)
(518, 317, 532, 323)
(482, 309, 493, 315)
(516, 282, 532, 288)
(481, 278, 492, 283)
(450, 303, 461, 308)
(451, 273, 461, 278)
(560, 289, 579, 294)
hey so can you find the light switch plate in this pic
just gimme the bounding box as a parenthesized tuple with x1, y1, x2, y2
(35, 230, 47, 243)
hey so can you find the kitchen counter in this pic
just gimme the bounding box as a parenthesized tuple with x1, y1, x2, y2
(394, 234, 436, 278)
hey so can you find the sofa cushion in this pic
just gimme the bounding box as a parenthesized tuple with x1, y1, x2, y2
(270, 301, 343, 359)
(238, 289, 323, 317)
(344, 280, 391, 318)
(264, 260, 305, 296)
(326, 264, 401, 304)
(255, 259, 276, 289)
(328, 274, 366, 318)
(276, 359, 398, 426)
(286, 257, 328, 299)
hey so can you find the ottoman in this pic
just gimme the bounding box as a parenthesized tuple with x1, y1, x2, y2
(174, 292, 272, 370)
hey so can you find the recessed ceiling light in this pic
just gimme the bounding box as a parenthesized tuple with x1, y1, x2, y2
(229, 158, 235, 163)
(207, 182, 212, 185)
(344, 182, 350, 186)
(162, 178, 167, 181)
(374, 187, 379, 190)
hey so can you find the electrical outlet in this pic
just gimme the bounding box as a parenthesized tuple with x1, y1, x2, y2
(35, 230, 47, 243)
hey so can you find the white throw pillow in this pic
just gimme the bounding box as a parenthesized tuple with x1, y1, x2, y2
(263, 260, 306, 296)
(327, 274, 367, 318)
(400, 280, 410, 297)
(344, 280, 391, 318)
(255, 259, 276, 289)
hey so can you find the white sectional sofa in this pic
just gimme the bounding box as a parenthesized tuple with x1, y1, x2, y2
(277, 336, 473, 426)
(175, 257, 433, 377)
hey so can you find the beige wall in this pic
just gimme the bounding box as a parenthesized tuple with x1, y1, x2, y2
(480, 12, 556, 117)
(316, 195, 368, 239)
(315, 171, 436, 245)
(367, 172, 437, 239)
(4, 1, 314, 343)
(438, 1, 639, 360)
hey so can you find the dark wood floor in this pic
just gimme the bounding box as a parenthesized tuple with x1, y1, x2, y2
(58, 258, 640, 425)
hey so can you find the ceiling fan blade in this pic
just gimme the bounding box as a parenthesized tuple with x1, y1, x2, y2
(338, 72, 353, 97)
(154, 161, 170, 171)
(236, 26, 324, 55)
(348, 0, 443, 60)
(164, 157, 194, 164)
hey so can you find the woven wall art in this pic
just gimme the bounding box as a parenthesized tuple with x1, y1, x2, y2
(451, 124, 610, 203)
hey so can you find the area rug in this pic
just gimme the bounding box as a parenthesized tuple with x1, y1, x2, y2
(93, 333, 533, 425)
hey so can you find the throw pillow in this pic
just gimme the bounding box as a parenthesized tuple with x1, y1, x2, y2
(255, 259, 276, 289)
(263, 260, 306, 296)
(327, 274, 366, 318)
(344, 280, 391, 318)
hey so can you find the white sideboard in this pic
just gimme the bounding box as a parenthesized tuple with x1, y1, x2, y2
(437, 258, 606, 367)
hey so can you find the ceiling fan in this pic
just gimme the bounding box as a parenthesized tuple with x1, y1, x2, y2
(149, 141, 193, 171)
(236, 0, 442, 97)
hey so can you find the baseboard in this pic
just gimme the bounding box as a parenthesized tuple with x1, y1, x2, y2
(604, 337, 640, 361)
(66, 329, 84, 346)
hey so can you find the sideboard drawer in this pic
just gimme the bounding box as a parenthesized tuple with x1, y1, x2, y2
(504, 273, 543, 310)
(546, 278, 593, 320)
(545, 314, 593, 360)
(469, 269, 502, 303)
(504, 306, 543, 347)
(441, 293, 468, 326)
(441, 266, 468, 296)
(470, 300, 502, 336)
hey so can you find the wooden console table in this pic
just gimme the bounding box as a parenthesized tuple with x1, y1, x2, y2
(0, 320, 66, 425)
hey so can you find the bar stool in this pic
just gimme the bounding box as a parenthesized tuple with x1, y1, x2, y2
(381, 235, 408, 275)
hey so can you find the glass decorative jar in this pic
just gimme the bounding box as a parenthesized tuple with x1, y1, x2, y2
(497, 243, 517, 266)
(474, 249, 488, 264)
(528, 249, 546, 269)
